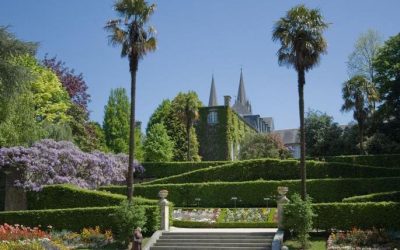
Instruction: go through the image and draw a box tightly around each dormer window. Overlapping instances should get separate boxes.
[207,111,218,124]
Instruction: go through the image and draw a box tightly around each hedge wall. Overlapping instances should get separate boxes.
[27,184,157,210]
[342,191,400,203]
[144,159,400,185]
[100,177,400,207]
[312,202,400,230]
[137,161,228,179]
[0,205,160,234]
[325,154,400,168]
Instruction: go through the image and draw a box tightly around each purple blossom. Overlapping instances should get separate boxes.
[0,139,144,190]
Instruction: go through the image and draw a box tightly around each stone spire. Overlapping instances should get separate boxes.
[237,68,247,104]
[208,74,218,107]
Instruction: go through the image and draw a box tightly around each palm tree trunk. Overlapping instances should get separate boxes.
[359,121,364,155]
[298,69,307,200]
[127,59,138,202]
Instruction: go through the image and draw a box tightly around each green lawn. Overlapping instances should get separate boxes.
[284,236,326,250]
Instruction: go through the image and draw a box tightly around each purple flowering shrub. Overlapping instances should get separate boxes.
[0,139,144,191]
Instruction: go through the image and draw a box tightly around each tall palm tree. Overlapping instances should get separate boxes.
[272,5,328,200]
[341,75,378,154]
[105,0,156,202]
[173,92,201,161]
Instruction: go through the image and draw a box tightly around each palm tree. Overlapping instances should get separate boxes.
[173,92,201,161]
[105,0,156,202]
[341,75,378,154]
[272,5,328,200]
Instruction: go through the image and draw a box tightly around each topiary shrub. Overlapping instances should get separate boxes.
[283,194,315,249]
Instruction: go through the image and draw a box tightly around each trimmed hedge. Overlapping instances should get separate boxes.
[342,191,400,203]
[0,205,160,234]
[325,154,400,168]
[27,184,157,210]
[100,177,400,207]
[138,161,229,179]
[144,159,400,185]
[313,202,400,230]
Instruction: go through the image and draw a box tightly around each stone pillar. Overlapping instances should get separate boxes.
[4,169,27,211]
[158,190,169,231]
[224,95,231,107]
[277,186,289,229]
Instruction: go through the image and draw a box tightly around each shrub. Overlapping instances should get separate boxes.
[144,158,400,185]
[325,154,400,168]
[312,202,400,230]
[137,161,228,179]
[27,184,157,209]
[113,201,146,245]
[239,133,290,160]
[283,194,315,249]
[100,177,400,207]
[342,191,400,203]
[0,205,159,235]
[144,124,175,162]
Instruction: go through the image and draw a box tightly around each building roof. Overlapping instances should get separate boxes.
[208,75,218,107]
[273,129,300,145]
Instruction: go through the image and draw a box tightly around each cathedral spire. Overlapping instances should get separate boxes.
[237,68,247,104]
[232,68,252,115]
[208,74,218,107]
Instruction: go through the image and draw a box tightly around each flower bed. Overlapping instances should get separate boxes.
[222,208,271,223]
[327,228,400,250]
[173,208,221,223]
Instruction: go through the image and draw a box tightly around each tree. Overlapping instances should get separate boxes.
[272,5,328,199]
[172,91,202,161]
[373,33,400,146]
[146,99,172,133]
[304,110,344,157]
[105,0,157,201]
[341,75,378,154]
[144,123,174,162]
[239,133,290,160]
[103,88,130,154]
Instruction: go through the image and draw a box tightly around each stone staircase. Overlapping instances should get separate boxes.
[149,231,274,250]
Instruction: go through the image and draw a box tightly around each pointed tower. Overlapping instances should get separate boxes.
[208,75,218,107]
[232,68,252,115]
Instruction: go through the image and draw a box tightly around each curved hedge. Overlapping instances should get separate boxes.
[342,191,400,203]
[313,202,400,230]
[138,161,229,179]
[27,184,157,210]
[325,154,400,168]
[144,159,400,185]
[100,177,400,207]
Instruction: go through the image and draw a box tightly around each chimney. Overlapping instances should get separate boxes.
[224,95,231,107]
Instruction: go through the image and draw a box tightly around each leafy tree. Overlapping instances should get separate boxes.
[15,55,72,123]
[172,91,202,161]
[341,123,360,155]
[272,5,328,199]
[103,88,130,154]
[239,133,290,160]
[341,75,378,154]
[105,0,157,201]
[146,99,172,133]
[304,110,344,157]
[144,123,174,162]
[373,33,400,147]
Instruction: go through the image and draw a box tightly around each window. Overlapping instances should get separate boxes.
[207,111,218,124]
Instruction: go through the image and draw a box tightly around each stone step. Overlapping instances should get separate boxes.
[150,247,271,250]
[162,232,273,236]
[160,235,273,240]
[156,239,273,243]
[154,242,270,247]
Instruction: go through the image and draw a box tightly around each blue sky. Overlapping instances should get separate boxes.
[1,0,399,130]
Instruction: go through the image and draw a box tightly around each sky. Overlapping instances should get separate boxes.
[1,0,399,130]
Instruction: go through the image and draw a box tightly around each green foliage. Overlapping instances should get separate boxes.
[146,99,171,133]
[366,133,400,154]
[313,202,400,230]
[343,191,400,203]
[137,161,228,179]
[239,133,290,160]
[325,154,400,168]
[100,177,400,207]
[145,159,400,185]
[0,205,159,234]
[305,110,345,156]
[103,88,130,154]
[284,194,314,249]
[113,201,147,244]
[26,184,157,210]
[144,123,174,162]
[15,55,72,123]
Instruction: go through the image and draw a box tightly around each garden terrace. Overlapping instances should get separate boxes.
[325,154,400,168]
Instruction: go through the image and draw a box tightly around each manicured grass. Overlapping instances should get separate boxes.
[284,236,326,250]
